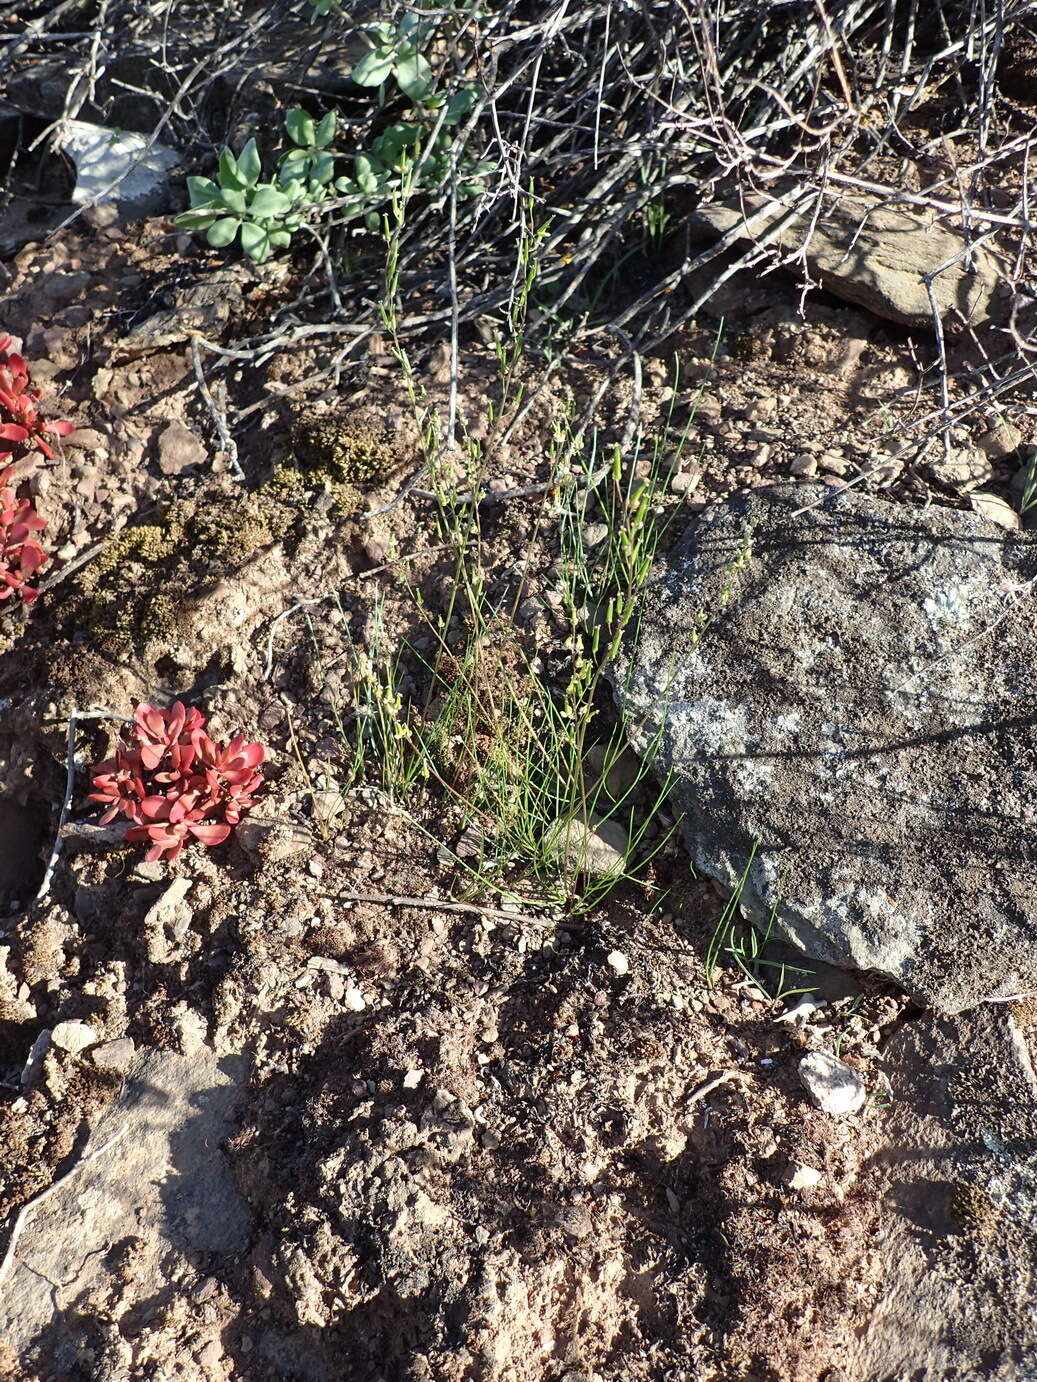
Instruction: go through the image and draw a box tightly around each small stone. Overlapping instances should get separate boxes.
[607,950,630,977]
[670,470,701,496]
[691,392,722,421]
[970,492,1020,530]
[171,1006,208,1056]
[976,421,1023,461]
[775,995,825,1024]
[307,956,350,975]
[785,1160,824,1190]
[790,453,818,478]
[64,427,107,451]
[235,818,312,860]
[20,1031,51,1085]
[91,1037,136,1071]
[403,1068,424,1089]
[799,1051,866,1116]
[311,788,347,825]
[583,523,609,548]
[819,451,850,476]
[481,1129,501,1150]
[551,815,629,877]
[157,421,207,475]
[932,447,994,490]
[51,1020,98,1056]
[131,860,166,883]
[344,986,366,1012]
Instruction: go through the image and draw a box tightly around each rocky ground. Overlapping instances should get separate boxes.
[0,27,1036,1378]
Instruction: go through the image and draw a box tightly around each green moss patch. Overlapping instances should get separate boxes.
[64,490,298,656]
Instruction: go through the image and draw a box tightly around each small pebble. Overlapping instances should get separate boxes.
[344,986,366,1012]
[607,950,630,977]
[799,1051,866,1116]
[785,1160,824,1191]
[50,1020,98,1055]
[91,1037,136,1071]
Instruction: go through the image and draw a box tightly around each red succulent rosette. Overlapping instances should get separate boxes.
[0,464,47,603]
[89,701,266,862]
[0,335,74,462]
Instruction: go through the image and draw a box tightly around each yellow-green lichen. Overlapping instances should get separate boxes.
[69,490,299,655]
[949,1180,1000,1238]
[265,461,362,518]
[290,408,399,487]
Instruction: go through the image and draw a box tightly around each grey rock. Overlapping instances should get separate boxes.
[931,446,994,490]
[613,483,1037,1011]
[790,453,818,478]
[853,1006,1037,1379]
[90,1036,136,1071]
[63,427,108,452]
[157,421,207,476]
[236,816,313,861]
[57,120,181,217]
[19,1030,50,1086]
[692,194,1005,328]
[0,1045,250,1361]
[49,1020,98,1055]
[799,1050,867,1115]
[970,491,1021,530]
[551,814,629,877]
[976,421,1024,462]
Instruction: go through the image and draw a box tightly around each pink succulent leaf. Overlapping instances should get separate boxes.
[138,742,166,771]
[189,823,232,847]
[0,425,28,442]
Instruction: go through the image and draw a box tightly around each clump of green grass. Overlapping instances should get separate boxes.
[705,848,817,1002]
[295,189,720,914]
[326,418,685,913]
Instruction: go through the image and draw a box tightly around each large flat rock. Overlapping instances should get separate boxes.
[0,1046,250,1370]
[614,482,1037,1011]
[692,195,1006,328]
[857,1005,1037,1379]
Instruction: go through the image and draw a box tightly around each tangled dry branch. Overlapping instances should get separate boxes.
[2,0,1036,448]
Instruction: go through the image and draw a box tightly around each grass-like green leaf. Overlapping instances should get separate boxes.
[315,110,338,148]
[219,186,247,215]
[218,148,246,191]
[174,209,218,230]
[186,175,221,205]
[394,51,432,100]
[285,108,316,148]
[249,185,291,217]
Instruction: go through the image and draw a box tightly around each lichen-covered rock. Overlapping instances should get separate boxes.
[614,483,1037,1012]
